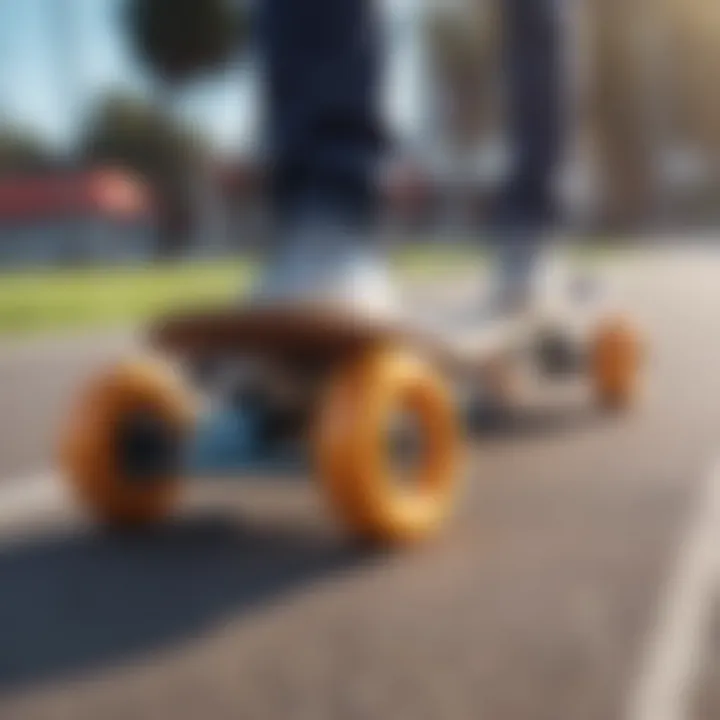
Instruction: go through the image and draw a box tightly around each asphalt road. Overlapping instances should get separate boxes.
[1,248,720,720]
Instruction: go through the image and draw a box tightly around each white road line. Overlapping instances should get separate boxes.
[0,472,64,520]
[627,460,720,720]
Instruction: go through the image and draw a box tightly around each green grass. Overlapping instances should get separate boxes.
[0,261,255,337]
[394,244,484,278]
[0,242,611,338]
[0,247,487,338]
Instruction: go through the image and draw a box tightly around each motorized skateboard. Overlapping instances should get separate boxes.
[60,297,642,545]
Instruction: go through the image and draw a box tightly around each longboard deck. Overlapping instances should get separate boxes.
[149,304,537,375]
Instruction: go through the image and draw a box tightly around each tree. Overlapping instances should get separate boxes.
[425,1,500,155]
[665,0,720,164]
[80,92,209,258]
[0,126,54,176]
[125,0,252,84]
[586,0,665,229]
[424,1,501,226]
[120,1,253,257]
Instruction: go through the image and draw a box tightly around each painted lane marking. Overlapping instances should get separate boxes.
[627,460,720,720]
[0,472,64,520]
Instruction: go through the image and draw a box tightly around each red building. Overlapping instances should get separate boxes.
[0,168,155,268]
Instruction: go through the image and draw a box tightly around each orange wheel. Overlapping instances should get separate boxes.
[314,346,461,545]
[60,358,195,527]
[591,316,642,410]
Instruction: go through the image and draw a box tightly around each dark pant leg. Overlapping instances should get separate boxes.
[495,0,563,232]
[259,0,384,231]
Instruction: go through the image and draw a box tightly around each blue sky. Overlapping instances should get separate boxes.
[0,0,257,152]
[0,0,425,156]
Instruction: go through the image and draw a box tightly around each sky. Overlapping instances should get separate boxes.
[0,0,427,157]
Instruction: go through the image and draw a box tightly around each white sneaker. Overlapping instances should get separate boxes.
[488,240,599,319]
[249,222,399,320]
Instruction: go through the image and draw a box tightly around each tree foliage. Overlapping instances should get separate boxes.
[0,127,53,176]
[125,0,251,83]
[425,2,500,151]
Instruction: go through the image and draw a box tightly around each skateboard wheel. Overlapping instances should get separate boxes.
[314,347,461,545]
[60,358,195,527]
[591,316,642,410]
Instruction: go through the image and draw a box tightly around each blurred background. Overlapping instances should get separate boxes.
[1,0,720,268]
[2,0,720,331]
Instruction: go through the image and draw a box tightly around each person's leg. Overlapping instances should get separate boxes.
[492,0,564,305]
[254,0,393,310]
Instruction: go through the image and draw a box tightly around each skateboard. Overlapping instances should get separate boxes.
[59,298,642,545]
